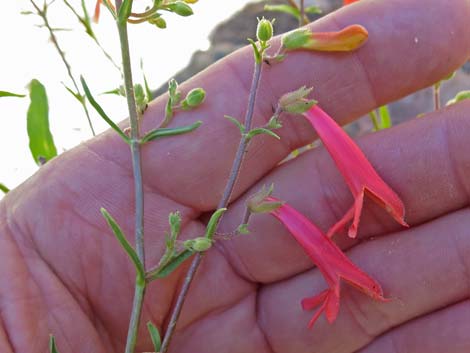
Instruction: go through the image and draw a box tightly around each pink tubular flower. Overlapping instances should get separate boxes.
[303,105,408,238]
[343,0,360,5]
[267,197,387,328]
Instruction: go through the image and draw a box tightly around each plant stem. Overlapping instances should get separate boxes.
[116,6,147,353]
[433,83,441,110]
[287,0,309,25]
[160,58,264,353]
[29,0,96,136]
[299,0,305,28]
[63,0,121,72]
[369,110,379,131]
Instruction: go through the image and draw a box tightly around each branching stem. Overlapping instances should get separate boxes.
[160,57,264,353]
[29,0,96,136]
[116,4,147,353]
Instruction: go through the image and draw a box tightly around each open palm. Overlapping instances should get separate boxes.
[1,0,470,352]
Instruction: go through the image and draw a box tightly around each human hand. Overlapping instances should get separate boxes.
[1,0,469,352]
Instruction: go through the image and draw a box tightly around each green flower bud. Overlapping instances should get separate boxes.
[282,99,317,114]
[167,2,193,16]
[281,28,312,49]
[256,17,274,42]
[184,237,212,252]
[182,88,205,108]
[150,17,167,29]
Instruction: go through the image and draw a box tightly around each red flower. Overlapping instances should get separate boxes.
[267,197,387,328]
[93,0,102,22]
[303,105,408,238]
[343,0,360,5]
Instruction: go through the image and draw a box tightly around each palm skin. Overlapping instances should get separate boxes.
[1,0,470,352]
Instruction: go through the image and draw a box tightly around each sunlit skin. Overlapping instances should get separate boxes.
[1,0,470,352]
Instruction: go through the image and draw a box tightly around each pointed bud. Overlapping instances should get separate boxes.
[184,237,212,252]
[167,2,193,16]
[150,16,167,29]
[257,17,274,42]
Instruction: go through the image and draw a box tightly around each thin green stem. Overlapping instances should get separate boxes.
[160,58,264,353]
[299,0,304,28]
[115,5,146,353]
[369,110,379,131]
[62,0,121,72]
[29,0,96,136]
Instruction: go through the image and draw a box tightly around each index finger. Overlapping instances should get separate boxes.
[88,0,470,211]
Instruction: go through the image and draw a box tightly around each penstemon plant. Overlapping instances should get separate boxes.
[2,0,469,353]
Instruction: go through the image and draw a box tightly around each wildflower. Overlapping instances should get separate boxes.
[282,25,368,52]
[267,198,387,328]
[343,0,360,5]
[303,105,408,238]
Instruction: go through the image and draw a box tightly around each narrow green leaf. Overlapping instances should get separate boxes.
[0,183,9,194]
[118,0,133,23]
[0,91,25,98]
[141,121,202,143]
[169,211,181,241]
[62,84,84,103]
[100,208,145,281]
[27,79,57,165]
[153,250,194,279]
[246,127,280,140]
[378,105,391,129]
[49,335,59,353]
[205,208,227,240]
[305,5,322,14]
[147,322,161,352]
[81,76,130,143]
[140,60,153,102]
[264,4,300,20]
[446,90,470,106]
[100,88,124,96]
[224,115,245,134]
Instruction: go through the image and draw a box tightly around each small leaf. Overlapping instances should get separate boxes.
[81,76,130,143]
[147,322,161,352]
[49,335,59,353]
[0,90,25,98]
[264,4,300,20]
[153,250,194,278]
[61,83,84,104]
[140,60,153,102]
[305,5,322,14]
[246,127,280,140]
[205,208,227,240]
[224,115,245,134]
[247,38,262,64]
[141,121,202,143]
[378,105,391,129]
[446,90,470,106]
[100,88,124,96]
[100,208,145,282]
[0,183,9,194]
[27,79,57,165]
[169,211,181,241]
